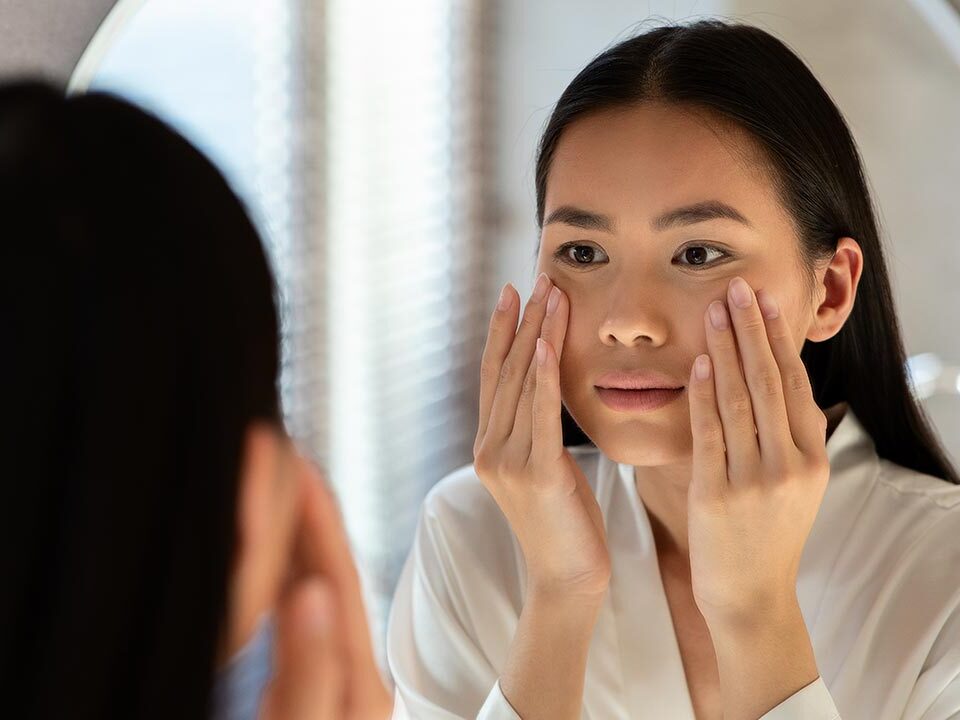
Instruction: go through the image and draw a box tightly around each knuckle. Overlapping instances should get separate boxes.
[498,453,527,480]
[748,367,781,398]
[473,446,491,474]
[480,360,500,386]
[519,307,541,331]
[473,435,484,460]
[499,356,519,384]
[520,368,537,400]
[773,464,804,491]
[801,451,828,476]
[714,335,738,353]
[699,422,725,449]
[727,392,753,419]
[742,314,767,334]
[787,368,811,394]
[767,323,790,343]
[532,399,549,425]
[473,442,499,476]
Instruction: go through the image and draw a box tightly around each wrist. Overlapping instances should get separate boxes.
[501,578,605,720]
[527,578,609,608]
[525,586,608,629]
[706,594,806,648]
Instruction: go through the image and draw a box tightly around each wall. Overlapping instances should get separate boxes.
[0,0,117,85]
[491,0,960,463]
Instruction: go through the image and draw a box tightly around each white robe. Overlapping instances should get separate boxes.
[386,406,960,719]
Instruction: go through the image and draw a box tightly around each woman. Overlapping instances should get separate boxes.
[0,81,392,720]
[386,19,960,720]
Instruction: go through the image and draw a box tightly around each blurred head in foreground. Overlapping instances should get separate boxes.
[0,80,304,719]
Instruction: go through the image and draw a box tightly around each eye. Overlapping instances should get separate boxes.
[554,242,609,268]
[674,243,730,269]
[553,241,732,270]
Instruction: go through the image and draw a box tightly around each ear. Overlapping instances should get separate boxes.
[805,237,864,343]
[236,421,284,577]
[222,421,297,663]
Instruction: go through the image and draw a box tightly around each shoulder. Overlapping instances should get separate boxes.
[874,457,960,513]
[862,458,960,566]
[842,462,960,712]
[852,458,960,572]
[838,459,960,614]
[881,460,960,579]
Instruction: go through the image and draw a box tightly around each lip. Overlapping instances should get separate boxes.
[594,369,684,391]
[595,386,685,413]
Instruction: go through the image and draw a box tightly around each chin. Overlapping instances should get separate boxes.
[603,440,689,467]
[567,402,693,466]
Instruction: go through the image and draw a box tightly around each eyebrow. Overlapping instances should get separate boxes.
[543,200,752,233]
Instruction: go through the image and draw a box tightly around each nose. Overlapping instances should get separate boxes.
[597,287,670,348]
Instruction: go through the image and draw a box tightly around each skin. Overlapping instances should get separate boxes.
[221,422,393,720]
[536,100,863,569]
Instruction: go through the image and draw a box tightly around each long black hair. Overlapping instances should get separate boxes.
[0,80,283,718]
[543,19,958,486]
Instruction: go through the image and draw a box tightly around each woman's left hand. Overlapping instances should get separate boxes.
[686,276,831,628]
[259,459,394,720]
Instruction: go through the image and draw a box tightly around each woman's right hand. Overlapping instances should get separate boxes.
[473,272,611,599]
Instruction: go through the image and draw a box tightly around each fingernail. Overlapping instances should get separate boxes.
[496,283,513,311]
[729,276,752,308]
[695,354,711,380]
[536,338,547,366]
[708,301,728,330]
[546,286,561,315]
[531,273,550,302]
[757,288,779,319]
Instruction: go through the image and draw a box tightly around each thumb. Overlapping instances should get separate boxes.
[259,578,343,720]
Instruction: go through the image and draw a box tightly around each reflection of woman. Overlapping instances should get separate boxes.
[386,19,960,720]
[0,82,391,720]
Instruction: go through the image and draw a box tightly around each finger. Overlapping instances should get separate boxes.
[295,460,382,694]
[541,285,570,364]
[510,285,567,454]
[486,273,552,444]
[705,298,760,482]
[755,287,826,456]
[725,278,793,469]
[687,353,727,503]
[477,283,519,450]
[530,338,564,466]
[259,578,342,720]
[506,352,539,458]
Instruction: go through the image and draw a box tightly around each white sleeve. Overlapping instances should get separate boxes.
[757,676,841,720]
[387,492,522,720]
[391,679,520,720]
[476,679,523,720]
[902,596,960,720]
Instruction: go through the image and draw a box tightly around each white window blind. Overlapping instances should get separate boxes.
[314,0,494,675]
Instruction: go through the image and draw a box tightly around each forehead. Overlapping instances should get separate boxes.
[545,101,784,230]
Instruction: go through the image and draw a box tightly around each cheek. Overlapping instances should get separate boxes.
[557,338,586,391]
[554,318,595,398]
[767,292,808,349]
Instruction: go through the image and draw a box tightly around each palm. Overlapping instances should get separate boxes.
[557,448,610,590]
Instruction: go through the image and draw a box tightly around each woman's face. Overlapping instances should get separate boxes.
[537,101,820,468]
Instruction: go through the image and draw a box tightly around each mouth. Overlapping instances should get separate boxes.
[594,385,685,413]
